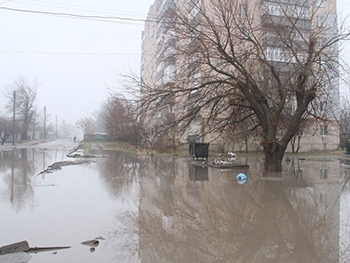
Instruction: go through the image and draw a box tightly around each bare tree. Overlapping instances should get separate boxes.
[138,0,349,172]
[338,97,350,150]
[101,97,142,146]
[289,120,313,153]
[75,117,96,134]
[4,77,37,141]
[0,116,12,145]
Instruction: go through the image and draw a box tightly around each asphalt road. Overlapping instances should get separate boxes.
[0,139,77,152]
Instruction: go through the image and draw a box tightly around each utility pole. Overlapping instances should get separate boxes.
[43,106,46,140]
[55,115,58,139]
[12,91,16,145]
[32,110,36,140]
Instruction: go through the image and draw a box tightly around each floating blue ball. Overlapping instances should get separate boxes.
[236,173,247,184]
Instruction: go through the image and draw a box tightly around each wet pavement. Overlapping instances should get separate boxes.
[0,140,350,262]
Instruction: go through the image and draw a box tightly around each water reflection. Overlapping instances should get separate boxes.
[189,164,209,181]
[0,149,34,211]
[0,148,64,212]
[1,146,350,262]
[133,155,347,263]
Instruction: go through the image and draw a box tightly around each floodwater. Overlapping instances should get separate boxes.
[1,140,350,263]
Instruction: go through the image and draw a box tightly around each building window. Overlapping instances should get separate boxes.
[239,4,247,17]
[317,37,326,47]
[316,16,324,27]
[320,124,328,136]
[287,5,309,19]
[316,0,325,8]
[320,101,327,112]
[265,46,296,63]
[263,2,282,16]
[266,47,283,61]
[297,128,303,136]
[319,166,328,179]
[189,0,200,10]
[263,2,309,19]
[240,26,249,39]
[292,30,309,42]
[318,58,327,70]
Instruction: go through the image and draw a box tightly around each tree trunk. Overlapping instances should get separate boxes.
[1,133,9,145]
[264,151,284,172]
[20,121,30,140]
[20,132,28,141]
[263,141,286,172]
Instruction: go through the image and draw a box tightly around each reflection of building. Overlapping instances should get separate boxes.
[141,0,340,152]
[285,157,341,262]
[138,155,344,262]
[138,158,176,262]
[340,158,350,263]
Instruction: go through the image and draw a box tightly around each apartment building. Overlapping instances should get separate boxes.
[141,0,340,152]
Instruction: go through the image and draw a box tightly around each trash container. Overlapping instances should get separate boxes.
[346,140,350,154]
[189,142,209,160]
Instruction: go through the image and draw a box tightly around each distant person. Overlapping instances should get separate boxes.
[73,136,76,142]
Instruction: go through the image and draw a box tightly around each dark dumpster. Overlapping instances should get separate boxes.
[189,142,209,160]
[346,140,350,154]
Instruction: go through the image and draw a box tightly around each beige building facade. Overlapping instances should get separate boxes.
[141,0,340,153]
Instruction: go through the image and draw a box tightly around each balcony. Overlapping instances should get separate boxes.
[261,1,311,29]
[261,0,310,9]
[262,15,311,30]
[158,0,176,18]
[164,38,176,49]
[156,69,164,80]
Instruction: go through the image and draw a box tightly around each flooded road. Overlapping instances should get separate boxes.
[1,140,350,263]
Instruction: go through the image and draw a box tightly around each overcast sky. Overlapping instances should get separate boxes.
[0,0,350,126]
[0,0,155,125]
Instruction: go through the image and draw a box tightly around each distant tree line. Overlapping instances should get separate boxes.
[0,76,68,144]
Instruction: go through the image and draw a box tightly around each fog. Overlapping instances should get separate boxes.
[0,0,155,124]
[1,141,350,262]
[0,0,349,125]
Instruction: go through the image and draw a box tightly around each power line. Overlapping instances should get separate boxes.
[0,50,142,56]
[0,6,158,24]
[12,0,148,19]
[2,3,347,28]
[0,31,140,39]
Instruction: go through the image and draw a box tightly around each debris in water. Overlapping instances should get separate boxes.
[35,160,96,176]
[81,239,99,248]
[0,240,71,257]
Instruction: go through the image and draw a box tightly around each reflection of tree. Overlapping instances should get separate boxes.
[19,149,32,184]
[340,157,350,190]
[138,157,177,262]
[86,152,344,262]
[99,154,178,262]
[235,180,317,263]
[0,149,55,212]
[0,151,10,173]
[137,158,340,263]
[97,151,144,197]
[0,149,34,211]
[96,151,153,261]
